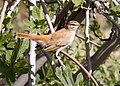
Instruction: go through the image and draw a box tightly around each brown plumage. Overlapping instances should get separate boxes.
[17,20,80,52]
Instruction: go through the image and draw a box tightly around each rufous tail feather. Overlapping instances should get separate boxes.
[17,33,50,43]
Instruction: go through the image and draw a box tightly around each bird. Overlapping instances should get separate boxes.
[17,20,80,67]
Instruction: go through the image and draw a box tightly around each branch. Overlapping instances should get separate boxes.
[75,32,120,77]
[93,0,120,30]
[101,12,120,29]
[0,78,5,86]
[28,40,36,85]
[84,2,92,85]
[28,0,36,86]
[7,0,20,17]
[0,0,8,32]
[74,0,120,83]
[89,33,120,70]
[40,0,55,33]
[13,2,86,86]
[61,50,98,86]
[85,5,92,74]
[53,1,74,26]
[76,34,100,47]
[112,0,120,6]
[43,51,59,80]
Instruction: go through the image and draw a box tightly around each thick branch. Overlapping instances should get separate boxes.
[89,32,120,70]
[28,0,36,85]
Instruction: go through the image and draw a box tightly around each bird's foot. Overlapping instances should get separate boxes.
[56,56,65,69]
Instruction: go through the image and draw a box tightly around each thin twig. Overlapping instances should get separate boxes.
[61,50,98,86]
[54,1,74,26]
[39,0,58,75]
[76,34,100,47]
[101,12,120,29]
[0,0,8,32]
[51,2,61,24]
[7,0,20,17]
[112,0,120,6]
[38,0,58,78]
[93,0,120,29]
[92,28,114,41]
[40,0,55,33]
[43,51,59,80]
[75,32,120,80]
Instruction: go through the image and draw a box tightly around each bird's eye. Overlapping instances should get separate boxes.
[70,24,76,26]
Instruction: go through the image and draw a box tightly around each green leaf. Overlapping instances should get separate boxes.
[23,18,35,27]
[7,41,15,48]
[14,59,28,75]
[7,69,15,82]
[63,68,74,86]
[0,58,7,73]
[72,0,83,7]
[15,59,27,68]
[10,39,21,65]
[90,20,100,31]
[55,67,82,86]
[75,73,83,86]
[3,17,11,25]
[16,39,29,60]
[5,50,12,61]
[110,5,120,17]
[0,33,13,44]
[55,67,68,86]
[32,6,41,20]
[0,44,6,51]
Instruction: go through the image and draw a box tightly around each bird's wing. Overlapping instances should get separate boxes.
[51,29,72,46]
[43,29,69,52]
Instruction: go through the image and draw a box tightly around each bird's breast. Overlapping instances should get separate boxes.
[68,31,76,44]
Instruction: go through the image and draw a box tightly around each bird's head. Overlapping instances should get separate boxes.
[66,20,80,31]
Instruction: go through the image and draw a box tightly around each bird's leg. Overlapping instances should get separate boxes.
[56,55,65,68]
[56,46,67,68]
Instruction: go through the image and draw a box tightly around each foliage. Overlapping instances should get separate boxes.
[0,16,29,85]
[72,0,84,7]
[55,67,84,86]
[0,0,120,86]
[95,57,120,85]
[110,5,120,17]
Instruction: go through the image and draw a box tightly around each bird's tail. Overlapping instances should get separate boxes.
[17,33,50,43]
